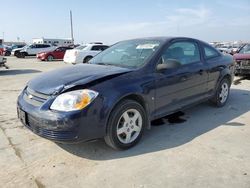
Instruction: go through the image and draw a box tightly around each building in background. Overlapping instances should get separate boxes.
[3,41,26,46]
[32,38,73,46]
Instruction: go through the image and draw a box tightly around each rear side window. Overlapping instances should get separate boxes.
[91,46,103,51]
[204,45,220,59]
[101,45,109,51]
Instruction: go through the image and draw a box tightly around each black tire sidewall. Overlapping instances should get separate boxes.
[20,52,26,58]
[106,100,146,150]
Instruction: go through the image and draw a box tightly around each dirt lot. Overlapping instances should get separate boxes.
[0,57,250,188]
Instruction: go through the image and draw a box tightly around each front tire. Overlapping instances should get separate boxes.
[19,52,26,58]
[104,100,146,150]
[47,55,54,61]
[211,78,230,107]
[5,51,11,56]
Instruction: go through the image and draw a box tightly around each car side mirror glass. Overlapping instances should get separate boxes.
[157,58,182,71]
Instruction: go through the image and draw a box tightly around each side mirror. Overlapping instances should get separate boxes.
[157,58,182,71]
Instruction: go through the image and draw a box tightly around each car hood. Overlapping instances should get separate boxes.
[28,64,131,95]
[233,53,250,60]
[12,47,24,52]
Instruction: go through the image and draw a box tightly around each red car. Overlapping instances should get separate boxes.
[233,43,250,76]
[37,46,73,61]
[0,46,4,56]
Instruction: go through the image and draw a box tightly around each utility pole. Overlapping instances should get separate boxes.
[70,10,74,45]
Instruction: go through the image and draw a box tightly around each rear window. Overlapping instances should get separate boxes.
[91,45,103,51]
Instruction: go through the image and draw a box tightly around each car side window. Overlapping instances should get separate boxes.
[36,44,44,48]
[91,46,102,51]
[101,45,109,51]
[204,45,220,59]
[160,41,201,66]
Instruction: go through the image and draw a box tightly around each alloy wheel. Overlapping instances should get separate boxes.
[116,109,142,144]
[219,82,229,103]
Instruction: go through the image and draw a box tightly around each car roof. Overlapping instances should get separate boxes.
[86,43,108,46]
[122,36,205,43]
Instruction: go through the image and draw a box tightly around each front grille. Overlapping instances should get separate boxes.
[26,114,78,141]
[241,60,250,66]
[23,87,50,106]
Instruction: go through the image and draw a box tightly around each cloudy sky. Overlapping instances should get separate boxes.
[1,0,250,44]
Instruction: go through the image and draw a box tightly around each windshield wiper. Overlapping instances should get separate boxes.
[94,62,130,69]
[95,63,117,66]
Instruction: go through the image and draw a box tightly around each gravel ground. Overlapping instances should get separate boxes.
[0,57,250,188]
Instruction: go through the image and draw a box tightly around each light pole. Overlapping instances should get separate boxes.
[70,10,74,45]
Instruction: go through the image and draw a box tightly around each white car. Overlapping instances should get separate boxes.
[16,44,56,58]
[63,43,109,64]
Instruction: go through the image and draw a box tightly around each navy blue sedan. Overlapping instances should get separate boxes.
[17,37,234,150]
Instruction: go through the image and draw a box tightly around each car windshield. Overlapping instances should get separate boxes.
[239,44,250,54]
[90,40,161,68]
[75,45,87,50]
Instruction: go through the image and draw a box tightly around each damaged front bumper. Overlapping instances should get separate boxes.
[17,87,106,143]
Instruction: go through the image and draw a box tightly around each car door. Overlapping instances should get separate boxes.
[33,44,44,54]
[28,44,37,55]
[36,44,50,54]
[53,47,64,59]
[202,44,224,95]
[153,40,208,118]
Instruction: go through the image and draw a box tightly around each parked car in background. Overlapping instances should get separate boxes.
[233,43,250,76]
[17,37,234,150]
[17,44,56,58]
[37,46,73,61]
[217,44,232,54]
[12,46,26,56]
[0,44,4,55]
[229,44,242,55]
[63,43,109,64]
[3,44,26,56]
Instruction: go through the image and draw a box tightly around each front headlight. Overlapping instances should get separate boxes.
[50,89,98,112]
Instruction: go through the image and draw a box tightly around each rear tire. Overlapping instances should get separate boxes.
[210,78,230,107]
[104,100,146,150]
